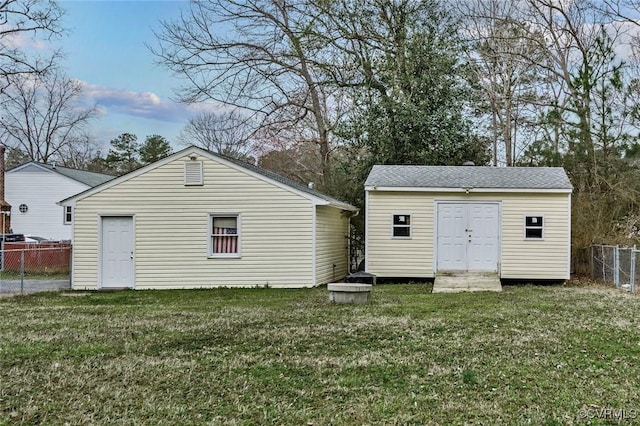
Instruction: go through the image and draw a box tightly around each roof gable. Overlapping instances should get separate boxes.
[8,162,114,187]
[365,165,573,191]
[59,146,357,211]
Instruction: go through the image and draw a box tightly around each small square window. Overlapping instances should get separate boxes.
[392,214,411,238]
[211,215,240,256]
[525,215,543,239]
[63,206,72,225]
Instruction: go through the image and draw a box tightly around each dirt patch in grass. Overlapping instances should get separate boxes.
[1,285,640,424]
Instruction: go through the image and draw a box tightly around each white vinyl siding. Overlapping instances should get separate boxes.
[72,154,315,289]
[6,167,89,240]
[500,194,569,279]
[366,191,570,280]
[367,192,433,278]
[315,206,349,285]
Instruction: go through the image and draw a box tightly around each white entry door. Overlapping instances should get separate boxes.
[101,216,134,288]
[437,203,499,272]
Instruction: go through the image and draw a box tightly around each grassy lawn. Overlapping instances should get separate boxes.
[0,270,70,280]
[1,283,640,425]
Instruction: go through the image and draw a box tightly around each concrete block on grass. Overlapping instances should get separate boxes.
[328,283,372,304]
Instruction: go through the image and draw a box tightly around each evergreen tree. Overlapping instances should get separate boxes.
[139,135,172,164]
[343,1,489,178]
[104,133,140,174]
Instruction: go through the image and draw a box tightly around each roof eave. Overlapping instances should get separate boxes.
[365,186,573,193]
[315,200,360,212]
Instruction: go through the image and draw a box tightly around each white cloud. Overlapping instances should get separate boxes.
[78,82,223,122]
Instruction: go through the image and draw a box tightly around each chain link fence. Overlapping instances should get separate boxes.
[0,243,71,295]
[591,245,639,292]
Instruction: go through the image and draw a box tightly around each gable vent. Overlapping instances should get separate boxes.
[184,161,203,185]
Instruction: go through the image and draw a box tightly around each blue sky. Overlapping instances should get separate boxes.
[58,0,215,150]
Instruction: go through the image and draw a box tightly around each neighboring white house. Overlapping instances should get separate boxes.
[365,165,573,281]
[6,162,114,240]
[60,146,358,290]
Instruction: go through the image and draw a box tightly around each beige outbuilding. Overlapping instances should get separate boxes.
[60,146,357,290]
[365,166,572,285]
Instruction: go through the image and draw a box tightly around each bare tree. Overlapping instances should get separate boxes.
[258,138,322,184]
[519,0,630,187]
[178,110,258,161]
[0,70,98,163]
[459,0,546,166]
[460,0,631,174]
[55,134,101,169]
[0,0,64,93]
[153,0,337,189]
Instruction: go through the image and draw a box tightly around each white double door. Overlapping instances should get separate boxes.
[436,203,499,272]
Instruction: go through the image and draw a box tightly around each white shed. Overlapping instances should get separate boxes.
[365,166,572,288]
[60,146,357,290]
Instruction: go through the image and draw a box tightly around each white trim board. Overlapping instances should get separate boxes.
[365,186,572,194]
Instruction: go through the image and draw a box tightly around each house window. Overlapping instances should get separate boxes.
[19,204,28,214]
[525,215,544,239]
[392,214,411,238]
[210,215,240,257]
[63,206,72,224]
[185,161,203,185]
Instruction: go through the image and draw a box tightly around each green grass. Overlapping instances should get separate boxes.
[1,283,640,424]
[0,270,69,280]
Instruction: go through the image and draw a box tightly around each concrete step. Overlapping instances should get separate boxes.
[433,272,502,293]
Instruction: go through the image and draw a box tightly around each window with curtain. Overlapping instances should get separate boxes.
[211,215,239,256]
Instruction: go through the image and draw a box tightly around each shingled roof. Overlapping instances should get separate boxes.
[9,162,114,187]
[365,165,573,190]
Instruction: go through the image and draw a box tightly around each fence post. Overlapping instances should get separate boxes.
[601,245,606,282]
[633,246,637,293]
[613,246,620,288]
[20,249,24,295]
[69,245,72,290]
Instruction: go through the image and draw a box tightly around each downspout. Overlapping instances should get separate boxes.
[311,203,317,287]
